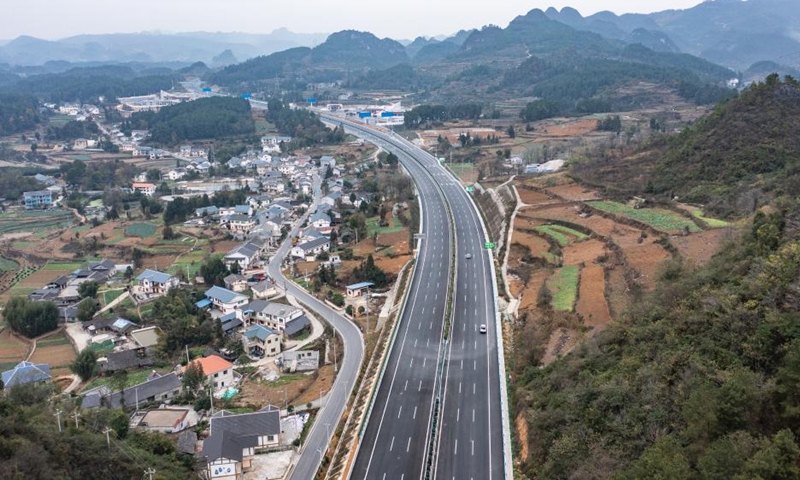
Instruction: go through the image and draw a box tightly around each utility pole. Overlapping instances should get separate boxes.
[333,334,338,373]
[71,411,81,428]
[103,427,113,449]
[365,286,370,334]
[144,468,156,480]
[54,409,63,433]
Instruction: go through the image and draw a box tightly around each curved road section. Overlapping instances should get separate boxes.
[265,171,365,480]
[321,113,510,480]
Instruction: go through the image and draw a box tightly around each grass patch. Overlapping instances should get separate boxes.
[691,210,730,229]
[36,334,71,348]
[0,256,18,271]
[267,374,307,387]
[102,289,125,306]
[535,225,571,246]
[125,223,157,238]
[588,201,703,233]
[43,262,83,271]
[86,367,171,391]
[366,216,404,236]
[548,265,579,312]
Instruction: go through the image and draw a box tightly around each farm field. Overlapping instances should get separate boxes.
[366,216,404,236]
[0,209,75,237]
[547,265,579,312]
[29,331,76,377]
[588,201,702,234]
[125,223,157,238]
[0,256,18,271]
[576,265,611,328]
[0,329,29,372]
[534,224,588,246]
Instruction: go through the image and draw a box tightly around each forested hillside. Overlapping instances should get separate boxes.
[0,94,43,135]
[125,96,254,145]
[518,75,800,479]
[574,75,800,218]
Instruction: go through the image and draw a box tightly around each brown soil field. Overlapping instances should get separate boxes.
[538,119,599,138]
[376,230,409,250]
[516,414,530,462]
[212,240,240,254]
[292,365,336,406]
[144,254,183,272]
[374,254,413,277]
[672,229,733,267]
[237,372,316,408]
[576,265,611,329]
[0,329,29,367]
[606,267,630,320]
[517,188,559,207]
[625,242,672,290]
[562,239,607,266]
[541,328,579,365]
[545,184,603,202]
[30,334,76,377]
[518,270,549,313]
[17,269,74,290]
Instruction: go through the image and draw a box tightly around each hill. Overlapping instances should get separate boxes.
[574,75,800,218]
[124,96,255,145]
[208,30,409,89]
[517,75,800,480]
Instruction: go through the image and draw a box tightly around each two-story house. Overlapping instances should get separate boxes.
[202,406,281,480]
[243,300,303,333]
[243,324,281,357]
[136,269,179,295]
[204,286,248,314]
[193,354,235,390]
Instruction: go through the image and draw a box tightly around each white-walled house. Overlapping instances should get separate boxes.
[192,354,234,390]
[204,286,248,314]
[290,238,330,261]
[136,269,179,295]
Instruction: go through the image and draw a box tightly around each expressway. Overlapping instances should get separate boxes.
[320,113,508,480]
[264,170,365,480]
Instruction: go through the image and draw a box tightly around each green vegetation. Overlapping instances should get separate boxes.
[366,217,403,236]
[125,222,157,238]
[589,201,702,233]
[574,76,800,219]
[0,383,194,478]
[404,104,482,128]
[0,256,18,271]
[535,225,588,246]
[266,99,345,150]
[516,210,800,478]
[2,65,175,103]
[546,265,579,311]
[0,170,47,202]
[42,261,83,271]
[4,297,58,338]
[692,209,731,229]
[0,94,43,135]
[102,289,125,306]
[124,97,255,145]
[86,367,171,391]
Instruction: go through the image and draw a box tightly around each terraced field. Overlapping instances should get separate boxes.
[588,201,702,234]
[0,209,75,236]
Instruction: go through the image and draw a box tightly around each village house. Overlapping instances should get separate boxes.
[279,350,319,373]
[202,286,248,314]
[290,238,330,261]
[132,408,196,434]
[201,406,282,480]
[244,300,303,332]
[23,190,53,209]
[81,372,182,410]
[192,355,235,390]
[223,242,261,271]
[242,324,281,357]
[309,211,332,229]
[224,214,256,237]
[136,269,179,295]
[2,361,51,389]
[223,274,249,293]
[132,182,157,196]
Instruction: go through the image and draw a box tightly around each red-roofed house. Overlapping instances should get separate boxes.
[193,355,235,390]
[132,183,157,196]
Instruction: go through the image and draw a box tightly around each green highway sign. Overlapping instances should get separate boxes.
[484,242,495,249]
[465,186,474,193]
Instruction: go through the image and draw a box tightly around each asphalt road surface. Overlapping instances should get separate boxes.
[320,115,506,480]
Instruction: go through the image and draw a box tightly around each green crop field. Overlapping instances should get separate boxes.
[691,210,730,229]
[0,209,74,236]
[43,262,83,271]
[535,225,570,246]
[589,201,703,233]
[0,257,18,271]
[125,223,157,238]
[548,265,580,312]
[102,289,125,306]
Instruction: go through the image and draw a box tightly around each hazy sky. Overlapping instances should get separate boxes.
[2,0,706,40]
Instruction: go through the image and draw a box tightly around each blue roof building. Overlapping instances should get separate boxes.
[2,361,52,389]
[136,269,174,284]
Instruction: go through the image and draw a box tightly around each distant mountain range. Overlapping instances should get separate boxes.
[0,29,329,66]
[1,0,798,74]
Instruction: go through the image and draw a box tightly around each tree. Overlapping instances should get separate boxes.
[200,256,229,286]
[182,362,205,395]
[4,297,58,338]
[77,299,99,322]
[71,349,98,381]
[162,225,176,240]
[507,125,516,139]
[78,281,99,299]
[145,168,161,182]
